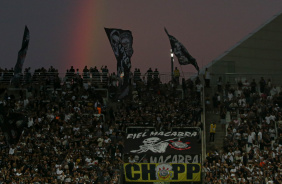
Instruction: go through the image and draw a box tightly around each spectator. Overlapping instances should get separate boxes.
[204,68,211,88]
[2,67,282,183]
[210,122,216,142]
[217,76,223,93]
[173,67,180,84]
[260,77,266,93]
[250,79,257,93]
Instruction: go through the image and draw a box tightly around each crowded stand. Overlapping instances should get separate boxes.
[0,66,281,183]
[204,77,282,183]
[0,66,201,183]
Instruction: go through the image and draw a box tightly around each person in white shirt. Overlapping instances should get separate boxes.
[9,146,15,155]
[94,100,101,109]
[247,164,254,172]
[15,171,22,176]
[85,156,92,165]
[115,149,122,158]
[243,80,250,90]
[258,129,263,143]
[104,136,111,144]
[73,124,80,132]
[235,131,241,140]
[227,154,234,163]
[271,85,278,96]
[238,97,246,107]
[228,91,234,101]
[59,172,66,181]
[251,130,256,141]
[265,113,271,125]
[234,147,241,157]
[56,166,63,179]
[128,155,136,163]
[46,110,55,121]
[97,137,104,147]
[28,117,34,128]
[269,127,276,140]
[269,112,276,122]
[230,166,237,177]
[55,163,61,169]
[235,90,243,98]
[248,132,254,147]
[23,98,29,107]
[196,83,203,99]
[134,155,140,162]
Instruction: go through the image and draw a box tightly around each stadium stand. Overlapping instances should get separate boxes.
[0,66,281,183]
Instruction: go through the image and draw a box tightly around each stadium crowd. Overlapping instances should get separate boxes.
[0,66,202,183]
[0,66,281,183]
[204,77,282,183]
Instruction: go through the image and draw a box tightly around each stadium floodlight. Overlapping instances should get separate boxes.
[170,49,174,81]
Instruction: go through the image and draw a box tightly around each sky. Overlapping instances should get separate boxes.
[1,0,282,76]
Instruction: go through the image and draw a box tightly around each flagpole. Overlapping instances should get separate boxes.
[170,49,174,82]
[179,65,185,80]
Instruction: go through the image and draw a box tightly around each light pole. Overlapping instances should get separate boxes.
[170,49,174,82]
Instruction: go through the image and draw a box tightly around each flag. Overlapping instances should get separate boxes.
[14,26,30,75]
[0,112,28,145]
[104,28,133,78]
[118,86,129,100]
[164,28,199,73]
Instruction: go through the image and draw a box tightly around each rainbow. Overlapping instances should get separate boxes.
[64,1,105,72]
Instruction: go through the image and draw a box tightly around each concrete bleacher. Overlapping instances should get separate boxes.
[204,86,225,152]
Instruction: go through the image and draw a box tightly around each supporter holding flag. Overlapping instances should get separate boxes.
[105,27,134,99]
[104,28,133,83]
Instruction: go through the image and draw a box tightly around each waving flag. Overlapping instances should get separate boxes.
[104,28,133,78]
[14,26,30,75]
[105,28,133,99]
[165,28,199,73]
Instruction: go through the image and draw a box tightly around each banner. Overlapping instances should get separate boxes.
[164,28,199,73]
[149,154,199,164]
[104,28,133,79]
[14,26,30,76]
[124,163,201,182]
[124,131,201,155]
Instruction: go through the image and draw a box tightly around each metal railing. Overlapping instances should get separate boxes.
[209,73,282,87]
[0,71,198,86]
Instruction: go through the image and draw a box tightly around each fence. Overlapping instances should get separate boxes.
[4,71,282,87]
[209,73,282,87]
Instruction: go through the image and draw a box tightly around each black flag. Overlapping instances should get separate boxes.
[14,26,30,76]
[104,28,133,79]
[165,28,199,73]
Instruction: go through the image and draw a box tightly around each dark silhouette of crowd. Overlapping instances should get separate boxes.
[0,66,281,183]
[204,77,282,183]
[0,66,202,183]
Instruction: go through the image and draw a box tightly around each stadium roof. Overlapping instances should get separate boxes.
[202,11,282,75]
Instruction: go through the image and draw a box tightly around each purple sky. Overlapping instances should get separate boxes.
[1,0,282,75]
